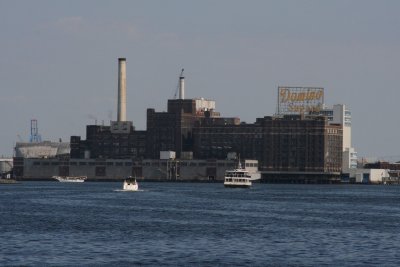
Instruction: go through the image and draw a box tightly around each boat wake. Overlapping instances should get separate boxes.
[113,189,146,192]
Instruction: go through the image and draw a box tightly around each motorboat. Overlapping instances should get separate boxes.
[123,176,139,191]
[53,176,87,182]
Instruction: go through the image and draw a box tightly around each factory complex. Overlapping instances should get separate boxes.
[8,58,398,184]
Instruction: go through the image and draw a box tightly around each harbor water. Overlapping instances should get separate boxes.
[1,182,399,266]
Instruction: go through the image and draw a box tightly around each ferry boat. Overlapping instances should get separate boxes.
[123,176,139,191]
[224,162,252,188]
[53,176,87,183]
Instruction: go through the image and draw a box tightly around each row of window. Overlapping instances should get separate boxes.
[33,160,257,168]
[33,161,138,166]
[141,161,238,167]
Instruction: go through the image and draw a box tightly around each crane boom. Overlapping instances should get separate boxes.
[173,68,184,99]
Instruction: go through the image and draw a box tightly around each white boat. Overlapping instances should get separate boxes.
[0,178,18,184]
[123,176,139,191]
[0,173,18,184]
[53,176,87,183]
[224,161,252,188]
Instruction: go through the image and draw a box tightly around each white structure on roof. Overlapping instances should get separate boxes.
[15,141,70,158]
[195,98,216,112]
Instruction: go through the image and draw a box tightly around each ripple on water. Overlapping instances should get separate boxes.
[0,182,400,266]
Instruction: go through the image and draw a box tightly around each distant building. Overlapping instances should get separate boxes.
[347,168,390,184]
[146,98,238,159]
[320,104,352,150]
[193,114,343,183]
[12,60,346,182]
[364,161,400,170]
[259,115,342,182]
[193,118,261,160]
[16,98,344,182]
[70,124,146,160]
[316,104,357,173]
[13,141,70,177]
[0,158,13,178]
[342,147,358,173]
[12,157,258,181]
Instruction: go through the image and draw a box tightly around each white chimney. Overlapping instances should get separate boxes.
[179,69,185,100]
[117,58,127,121]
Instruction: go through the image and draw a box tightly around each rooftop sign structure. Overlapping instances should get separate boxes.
[277,87,324,115]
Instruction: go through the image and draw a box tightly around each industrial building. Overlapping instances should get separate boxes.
[0,158,13,178]
[146,98,234,159]
[14,58,345,183]
[13,119,70,178]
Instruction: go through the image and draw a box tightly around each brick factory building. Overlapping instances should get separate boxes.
[14,59,344,183]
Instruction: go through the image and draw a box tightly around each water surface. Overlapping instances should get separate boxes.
[0,182,399,266]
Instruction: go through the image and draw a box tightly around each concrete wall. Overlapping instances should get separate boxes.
[23,159,60,179]
[142,159,240,181]
[19,158,260,181]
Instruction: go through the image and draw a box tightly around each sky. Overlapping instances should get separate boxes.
[0,0,399,160]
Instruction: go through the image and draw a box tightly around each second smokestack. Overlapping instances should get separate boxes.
[117,58,127,122]
[179,69,185,100]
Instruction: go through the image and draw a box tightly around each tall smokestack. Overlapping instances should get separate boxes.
[117,58,127,122]
[179,69,185,100]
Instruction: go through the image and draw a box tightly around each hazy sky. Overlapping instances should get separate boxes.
[1,0,399,160]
